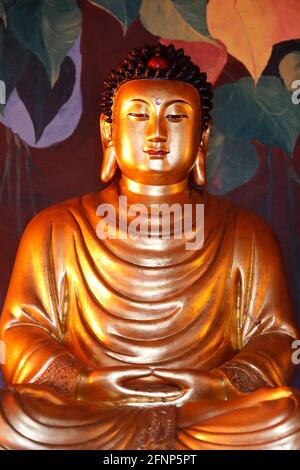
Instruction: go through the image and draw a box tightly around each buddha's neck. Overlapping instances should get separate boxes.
[119,175,189,197]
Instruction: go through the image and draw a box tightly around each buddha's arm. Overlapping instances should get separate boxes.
[0,211,89,396]
[212,211,299,397]
[1,327,86,395]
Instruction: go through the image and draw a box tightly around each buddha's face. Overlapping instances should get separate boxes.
[109,79,202,185]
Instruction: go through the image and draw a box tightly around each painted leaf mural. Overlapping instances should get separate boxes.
[279,52,300,92]
[5,1,51,84]
[206,128,259,195]
[212,76,300,154]
[206,127,225,181]
[89,0,142,33]
[17,56,76,143]
[0,36,82,147]
[140,0,215,44]
[5,0,81,86]
[207,0,300,83]
[41,0,81,86]
[0,24,29,112]
[166,0,211,38]
[270,0,300,44]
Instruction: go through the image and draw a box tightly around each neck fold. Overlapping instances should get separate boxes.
[119,175,189,197]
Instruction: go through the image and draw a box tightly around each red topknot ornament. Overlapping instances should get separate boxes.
[147,54,169,69]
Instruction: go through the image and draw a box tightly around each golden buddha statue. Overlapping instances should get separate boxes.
[0,43,300,450]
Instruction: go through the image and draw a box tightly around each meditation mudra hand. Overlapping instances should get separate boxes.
[77,367,225,407]
[0,43,300,450]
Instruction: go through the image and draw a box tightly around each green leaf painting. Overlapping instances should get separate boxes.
[89,0,142,33]
[6,0,81,86]
[42,0,82,86]
[140,0,215,44]
[6,1,51,82]
[212,76,300,155]
[172,0,211,38]
[207,128,259,195]
[206,126,225,182]
[0,26,28,112]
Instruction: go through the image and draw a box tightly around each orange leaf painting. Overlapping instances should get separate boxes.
[160,39,227,84]
[207,0,300,83]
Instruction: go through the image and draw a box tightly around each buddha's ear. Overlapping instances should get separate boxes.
[100,113,112,147]
[200,122,211,156]
[100,113,118,183]
[192,122,211,186]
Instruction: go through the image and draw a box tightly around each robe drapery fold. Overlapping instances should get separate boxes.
[0,182,299,449]
[1,386,300,450]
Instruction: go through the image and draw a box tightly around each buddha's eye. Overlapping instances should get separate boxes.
[166,114,189,122]
[127,112,149,121]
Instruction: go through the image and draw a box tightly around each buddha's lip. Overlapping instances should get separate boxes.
[144,149,169,157]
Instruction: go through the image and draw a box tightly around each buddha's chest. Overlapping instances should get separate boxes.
[67,254,234,370]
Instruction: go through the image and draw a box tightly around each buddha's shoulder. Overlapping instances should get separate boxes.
[22,192,100,233]
[204,192,279,245]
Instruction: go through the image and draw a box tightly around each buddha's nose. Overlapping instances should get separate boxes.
[148,135,167,143]
[147,126,167,144]
[147,115,167,143]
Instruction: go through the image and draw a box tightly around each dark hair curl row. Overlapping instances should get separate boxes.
[100,43,213,130]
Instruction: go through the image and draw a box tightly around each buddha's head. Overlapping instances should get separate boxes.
[100,43,213,187]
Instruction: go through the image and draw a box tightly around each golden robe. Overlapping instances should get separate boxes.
[0,181,300,449]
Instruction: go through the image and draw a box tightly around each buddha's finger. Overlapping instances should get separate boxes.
[116,384,184,399]
[153,368,192,386]
[116,394,186,407]
[115,367,153,383]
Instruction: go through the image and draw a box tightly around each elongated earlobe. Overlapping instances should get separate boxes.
[100,114,118,183]
[192,124,211,186]
[193,146,206,186]
[100,144,117,183]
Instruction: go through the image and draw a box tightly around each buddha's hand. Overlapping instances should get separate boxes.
[152,369,226,406]
[76,366,183,407]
